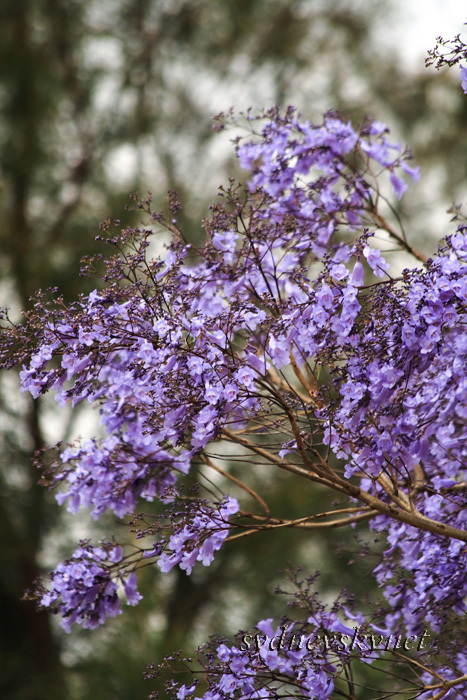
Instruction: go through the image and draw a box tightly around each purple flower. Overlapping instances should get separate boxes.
[235,366,256,387]
[350,261,365,287]
[124,572,143,606]
[363,246,390,278]
[177,684,197,700]
[204,382,222,405]
[38,542,140,631]
[213,230,237,253]
[223,383,238,402]
[315,282,334,308]
[460,64,467,93]
[390,170,408,199]
[330,263,349,281]
[401,160,420,182]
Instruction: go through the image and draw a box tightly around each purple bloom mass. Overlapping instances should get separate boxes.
[3,47,467,698]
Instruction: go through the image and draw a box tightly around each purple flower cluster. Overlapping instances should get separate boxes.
[323,233,467,478]
[157,496,239,575]
[237,109,418,258]
[41,541,141,632]
[204,619,336,700]
[18,278,258,519]
[174,600,385,700]
[3,65,467,698]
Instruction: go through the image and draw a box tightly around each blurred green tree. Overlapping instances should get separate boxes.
[1,1,466,698]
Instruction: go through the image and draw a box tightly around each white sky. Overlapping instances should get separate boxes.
[386,0,467,71]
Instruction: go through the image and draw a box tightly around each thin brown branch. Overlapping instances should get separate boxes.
[225,510,378,541]
[201,454,270,515]
[390,651,446,684]
[372,209,428,264]
[289,348,319,399]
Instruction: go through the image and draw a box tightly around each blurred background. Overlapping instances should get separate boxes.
[1,1,466,698]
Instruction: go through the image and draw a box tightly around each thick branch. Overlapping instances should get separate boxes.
[221,429,467,543]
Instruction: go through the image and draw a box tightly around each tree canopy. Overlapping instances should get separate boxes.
[3,31,467,699]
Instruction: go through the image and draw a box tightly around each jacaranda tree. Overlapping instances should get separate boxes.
[3,32,467,700]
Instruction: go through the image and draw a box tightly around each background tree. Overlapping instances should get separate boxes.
[1,2,467,698]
